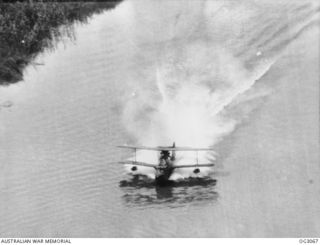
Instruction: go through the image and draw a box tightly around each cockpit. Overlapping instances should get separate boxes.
[160,150,170,160]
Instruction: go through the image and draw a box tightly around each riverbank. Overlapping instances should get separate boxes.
[0,1,121,85]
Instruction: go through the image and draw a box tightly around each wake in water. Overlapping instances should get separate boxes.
[116,0,320,180]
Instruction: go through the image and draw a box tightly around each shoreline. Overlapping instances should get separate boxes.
[0,1,121,85]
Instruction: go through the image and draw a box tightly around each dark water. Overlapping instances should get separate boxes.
[120,177,218,208]
[0,0,319,237]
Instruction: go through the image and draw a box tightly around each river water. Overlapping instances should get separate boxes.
[0,0,319,237]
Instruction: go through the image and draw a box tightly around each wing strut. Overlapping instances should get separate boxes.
[134,148,137,162]
[196,151,198,166]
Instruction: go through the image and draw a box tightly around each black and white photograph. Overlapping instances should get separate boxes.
[0,0,319,239]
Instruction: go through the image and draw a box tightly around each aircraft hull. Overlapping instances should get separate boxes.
[155,167,174,186]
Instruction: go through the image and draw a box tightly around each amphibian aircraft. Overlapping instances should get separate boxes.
[118,143,214,185]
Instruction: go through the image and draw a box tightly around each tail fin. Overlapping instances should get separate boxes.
[171,142,176,160]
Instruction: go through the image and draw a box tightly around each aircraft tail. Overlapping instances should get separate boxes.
[171,142,176,160]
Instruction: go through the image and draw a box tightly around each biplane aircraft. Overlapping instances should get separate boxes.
[118,143,215,185]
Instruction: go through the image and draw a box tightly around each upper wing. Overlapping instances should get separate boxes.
[173,163,214,169]
[118,161,214,169]
[118,160,158,169]
[117,145,214,151]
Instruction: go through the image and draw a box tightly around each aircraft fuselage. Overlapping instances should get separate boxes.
[155,150,175,185]
[155,165,174,185]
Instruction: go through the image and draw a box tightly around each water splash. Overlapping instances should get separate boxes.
[117,0,319,179]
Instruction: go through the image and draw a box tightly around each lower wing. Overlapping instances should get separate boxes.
[173,163,214,169]
[118,161,158,169]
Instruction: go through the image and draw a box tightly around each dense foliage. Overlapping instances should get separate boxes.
[0,1,120,85]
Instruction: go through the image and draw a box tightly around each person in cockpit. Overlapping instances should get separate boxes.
[160,150,173,168]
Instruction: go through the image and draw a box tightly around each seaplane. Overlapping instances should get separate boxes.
[117,143,215,185]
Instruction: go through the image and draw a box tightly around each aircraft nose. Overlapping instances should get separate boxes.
[131,166,137,171]
[193,168,200,174]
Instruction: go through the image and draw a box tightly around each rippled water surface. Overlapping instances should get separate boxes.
[0,0,319,237]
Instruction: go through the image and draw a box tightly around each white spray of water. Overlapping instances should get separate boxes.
[120,40,275,179]
[116,0,318,179]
